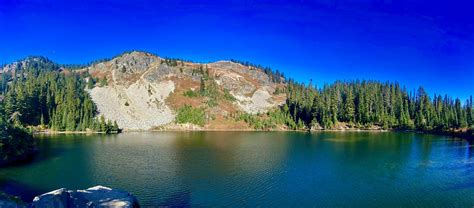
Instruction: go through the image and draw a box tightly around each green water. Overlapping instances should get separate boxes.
[1,131,473,207]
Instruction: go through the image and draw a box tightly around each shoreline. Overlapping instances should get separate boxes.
[32,128,472,140]
[33,130,108,135]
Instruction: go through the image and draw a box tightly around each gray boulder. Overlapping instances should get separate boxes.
[31,185,139,208]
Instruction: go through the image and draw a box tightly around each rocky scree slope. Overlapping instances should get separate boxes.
[85,51,286,130]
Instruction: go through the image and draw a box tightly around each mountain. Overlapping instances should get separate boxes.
[82,51,286,130]
[0,56,60,75]
[1,51,472,136]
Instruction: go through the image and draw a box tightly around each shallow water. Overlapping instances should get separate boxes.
[1,131,474,207]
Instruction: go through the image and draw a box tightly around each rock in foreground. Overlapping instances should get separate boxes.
[31,186,139,208]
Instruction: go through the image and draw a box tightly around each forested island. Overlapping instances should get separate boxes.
[0,53,472,165]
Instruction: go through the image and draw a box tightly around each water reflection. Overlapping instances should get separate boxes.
[1,132,474,206]
[464,139,474,158]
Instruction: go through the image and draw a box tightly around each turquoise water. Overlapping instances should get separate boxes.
[1,132,474,207]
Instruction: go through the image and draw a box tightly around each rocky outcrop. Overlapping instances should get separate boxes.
[0,56,60,76]
[88,80,175,130]
[85,51,286,131]
[31,186,139,208]
[209,61,285,113]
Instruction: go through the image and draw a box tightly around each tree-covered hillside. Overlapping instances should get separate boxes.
[0,57,118,133]
[281,79,473,132]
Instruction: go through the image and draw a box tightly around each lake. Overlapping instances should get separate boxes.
[1,131,474,207]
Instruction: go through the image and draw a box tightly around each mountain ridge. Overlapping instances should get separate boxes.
[82,51,286,130]
[0,51,286,131]
[1,51,472,136]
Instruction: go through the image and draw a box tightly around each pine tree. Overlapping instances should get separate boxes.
[106,120,113,133]
[199,77,206,96]
[342,88,355,122]
[100,115,106,132]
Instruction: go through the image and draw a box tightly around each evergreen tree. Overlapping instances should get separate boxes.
[0,58,119,134]
[199,77,206,95]
[283,80,471,131]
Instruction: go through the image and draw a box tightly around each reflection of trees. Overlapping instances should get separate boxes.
[321,131,414,179]
[443,136,473,159]
[418,134,434,163]
[169,131,290,205]
[465,139,474,159]
[171,131,290,179]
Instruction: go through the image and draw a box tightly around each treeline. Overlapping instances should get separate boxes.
[0,57,119,133]
[235,109,302,130]
[230,59,285,83]
[282,80,473,131]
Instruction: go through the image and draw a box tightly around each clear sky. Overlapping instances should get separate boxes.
[1,0,473,100]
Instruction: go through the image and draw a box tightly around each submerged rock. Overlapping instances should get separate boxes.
[31,186,139,208]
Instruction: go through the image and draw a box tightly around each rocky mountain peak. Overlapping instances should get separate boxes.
[82,51,287,130]
[109,51,160,74]
[1,56,59,74]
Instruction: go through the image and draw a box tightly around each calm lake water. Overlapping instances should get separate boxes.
[1,131,474,207]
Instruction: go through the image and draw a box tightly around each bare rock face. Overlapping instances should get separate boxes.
[1,56,60,76]
[88,80,175,130]
[85,51,286,130]
[87,52,175,130]
[209,61,284,114]
[31,186,139,208]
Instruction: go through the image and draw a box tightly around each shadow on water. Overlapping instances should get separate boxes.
[0,179,47,202]
[0,134,114,202]
[2,140,68,169]
[23,133,112,167]
[0,152,38,168]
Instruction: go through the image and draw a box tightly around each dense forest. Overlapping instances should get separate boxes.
[0,57,118,133]
[237,78,473,139]
[283,80,473,131]
[221,62,473,136]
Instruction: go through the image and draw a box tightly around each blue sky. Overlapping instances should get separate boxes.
[1,0,473,100]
